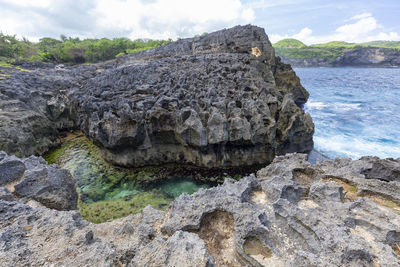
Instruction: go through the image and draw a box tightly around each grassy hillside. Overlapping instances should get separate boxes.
[274,38,306,48]
[273,38,400,60]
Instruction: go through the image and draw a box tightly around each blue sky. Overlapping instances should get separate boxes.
[246,0,400,43]
[1,0,399,44]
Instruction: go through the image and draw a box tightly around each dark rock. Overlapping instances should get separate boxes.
[0,152,78,210]
[84,230,94,245]
[0,25,314,168]
[0,155,26,186]
[360,157,400,182]
[14,159,78,210]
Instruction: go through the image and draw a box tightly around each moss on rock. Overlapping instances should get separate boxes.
[78,190,171,223]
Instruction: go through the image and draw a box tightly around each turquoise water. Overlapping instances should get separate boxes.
[148,178,210,198]
[295,67,400,159]
[45,134,212,203]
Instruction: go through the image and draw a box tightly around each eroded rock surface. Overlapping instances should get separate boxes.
[0,151,77,210]
[0,25,313,168]
[1,153,400,266]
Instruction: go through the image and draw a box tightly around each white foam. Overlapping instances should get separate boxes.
[314,135,400,159]
[332,103,361,111]
[305,101,326,110]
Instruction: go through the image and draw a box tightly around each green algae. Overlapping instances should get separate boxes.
[78,190,172,224]
[44,132,214,223]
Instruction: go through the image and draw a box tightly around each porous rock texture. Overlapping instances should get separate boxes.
[1,153,400,266]
[0,25,313,168]
[0,151,77,210]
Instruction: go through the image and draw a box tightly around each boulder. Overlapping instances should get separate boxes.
[14,156,78,210]
[0,152,78,211]
[77,25,314,167]
[0,155,26,186]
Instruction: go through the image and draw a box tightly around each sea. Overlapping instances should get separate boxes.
[295,67,400,160]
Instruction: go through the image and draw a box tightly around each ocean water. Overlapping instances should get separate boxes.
[295,67,400,160]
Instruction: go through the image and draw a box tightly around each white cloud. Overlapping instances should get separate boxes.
[348,12,372,21]
[94,0,254,39]
[292,27,312,40]
[0,0,255,41]
[271,13,400,44]
[336,15,378,35]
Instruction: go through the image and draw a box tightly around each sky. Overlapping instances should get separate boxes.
[0,0,399,44]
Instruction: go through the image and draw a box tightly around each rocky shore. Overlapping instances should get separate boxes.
[1,152,400,266]
[1,25,400,266]
[0,25,313,168]
[279,47,400,67]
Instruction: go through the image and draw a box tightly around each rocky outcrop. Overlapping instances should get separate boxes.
[278,47,400,67]
[74,25,314,167]
[0,25,314,168]
[0,151,77,210]
[0,63,88,157]
[278,55,333,67]
[333,47,400,67]
[1,153,400,266]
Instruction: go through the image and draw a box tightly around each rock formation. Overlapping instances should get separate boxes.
[278,47,400,67]
[1,153,400,266]
[0,151,77,210]
[0,25,314,168]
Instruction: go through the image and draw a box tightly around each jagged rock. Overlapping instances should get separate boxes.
[0,152,78,210]
[0,65,82,157]
[1,153,400,266]
[360,156,400,182]
[308,181,344,204]
[0,25,313,168]
[78,25,313,167]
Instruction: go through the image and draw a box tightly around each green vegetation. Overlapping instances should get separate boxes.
[0,33,171,64]
[44,132,214,223]
[273,38,400,60]
[274,38,306,48]
[78,191,171,224]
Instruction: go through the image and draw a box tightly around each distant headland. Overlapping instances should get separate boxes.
[273,38,400,67]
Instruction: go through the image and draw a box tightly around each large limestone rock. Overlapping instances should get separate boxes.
[0,25,313,168]
[1,153,400,266]
[75,25,314,167]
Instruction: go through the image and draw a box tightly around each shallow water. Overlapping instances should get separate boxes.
[44,133,212,222]
[295,67,400,159]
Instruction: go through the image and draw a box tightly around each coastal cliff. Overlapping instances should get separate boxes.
[278,47,400,67]
[0,25,313,168]
[2,25,399,267]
